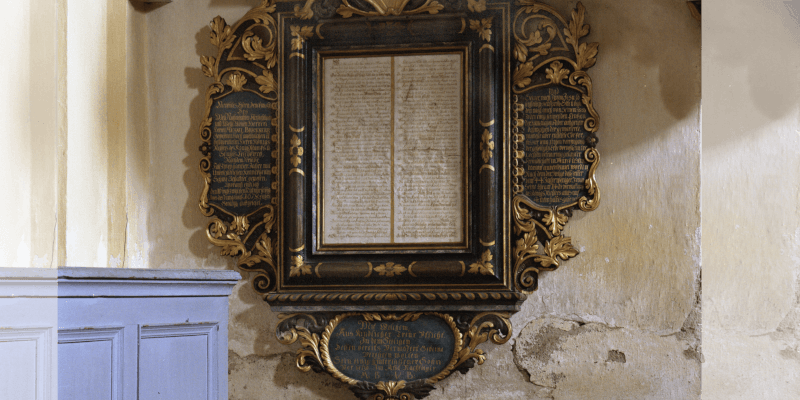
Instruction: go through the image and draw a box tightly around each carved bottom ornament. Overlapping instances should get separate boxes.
[277,312,511,399]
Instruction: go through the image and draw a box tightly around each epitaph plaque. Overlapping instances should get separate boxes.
[208,91,276,215]
[518,85,590,207]
[326,314,457,383]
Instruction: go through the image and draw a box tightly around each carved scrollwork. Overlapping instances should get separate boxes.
[450,312,512,375]
[336,0,444,18]
[512,195,580,294]
[199,0,281,296]
[278,312,511,399]
[277,313,331,372]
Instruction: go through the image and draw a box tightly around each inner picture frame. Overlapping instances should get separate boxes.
[315,49,469,252]
[278,5,514,309]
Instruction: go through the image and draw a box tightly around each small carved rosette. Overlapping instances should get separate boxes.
[510,1,600,293]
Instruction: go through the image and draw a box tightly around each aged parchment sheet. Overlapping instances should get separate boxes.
[321,53,463,246]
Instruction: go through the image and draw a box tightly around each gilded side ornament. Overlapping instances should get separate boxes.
[198,0,281,295]
[510,1,600,292]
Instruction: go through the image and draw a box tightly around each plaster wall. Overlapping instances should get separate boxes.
[0,0,57,269]
[702,0,800,397]
[2,0,799,398]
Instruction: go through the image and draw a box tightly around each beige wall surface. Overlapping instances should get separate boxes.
[702,0,800,398]
[1,0,798,398]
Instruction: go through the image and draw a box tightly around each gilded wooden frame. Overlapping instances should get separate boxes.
[197,0,600,310]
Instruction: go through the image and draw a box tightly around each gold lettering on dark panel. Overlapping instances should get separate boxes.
[208,91,275,214]
[521,86,589,206]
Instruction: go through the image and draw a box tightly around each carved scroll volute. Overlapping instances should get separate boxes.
[510,1,600,293]
[198,0,281,295]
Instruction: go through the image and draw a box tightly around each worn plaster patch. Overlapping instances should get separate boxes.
[770,270,800,361]
[228,350,352,400]
[676,273,703,362]
[513,317,700,399]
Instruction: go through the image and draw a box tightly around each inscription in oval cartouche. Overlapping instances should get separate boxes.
[327,315,456,383]
[208,91,275,215]
[520,85,590,207]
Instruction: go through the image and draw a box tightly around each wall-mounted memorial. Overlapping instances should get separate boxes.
[197,0,599,398]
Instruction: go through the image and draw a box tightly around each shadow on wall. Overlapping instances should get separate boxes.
[230,281,354,399]
[183,24,224,261]
[703,1,800,149]
[579,0,701,154]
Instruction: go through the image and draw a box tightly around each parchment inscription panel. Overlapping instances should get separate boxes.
[320,53,465,248]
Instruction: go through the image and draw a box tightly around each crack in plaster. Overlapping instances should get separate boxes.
[679,272,703,362]
[50,212,57,268]
[228,349,292,375]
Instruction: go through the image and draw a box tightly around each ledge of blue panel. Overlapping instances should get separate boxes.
[0,268,242,297]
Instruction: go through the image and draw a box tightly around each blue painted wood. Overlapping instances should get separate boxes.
[58,328,123,400]
[139,323,218,400]
[0,267,238,400]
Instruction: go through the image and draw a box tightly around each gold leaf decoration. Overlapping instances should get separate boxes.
[513,231,539,270]
[375,262,406,277]
[576,41,599,70]
[290,25,314,51]
[564,2,598,70]
[256,69,278,95]
[535,236,579,268]
[290,255,312,277]
[293,0,315,19]
[289,134,304,167]
[543,209,569,236]
[545,61,569,85]
[467,0,486,13]
[209,16,234,50]
[336,0,443,18]
[513,61,534,88]
[468,250,495,275]
[200,56,216,78]
[469,18,493,42]
[242,31,277,69]
[295,328,322,371]
[513,41,529,63]
[227,72,247,91]
[480,129,494,163]
[376,381,406,396]
[231,215,249,236]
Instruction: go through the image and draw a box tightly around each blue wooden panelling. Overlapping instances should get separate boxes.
[0,327,54,400]
[1,268,238,400]
[139,324,218,400]
[58,327,123,400]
